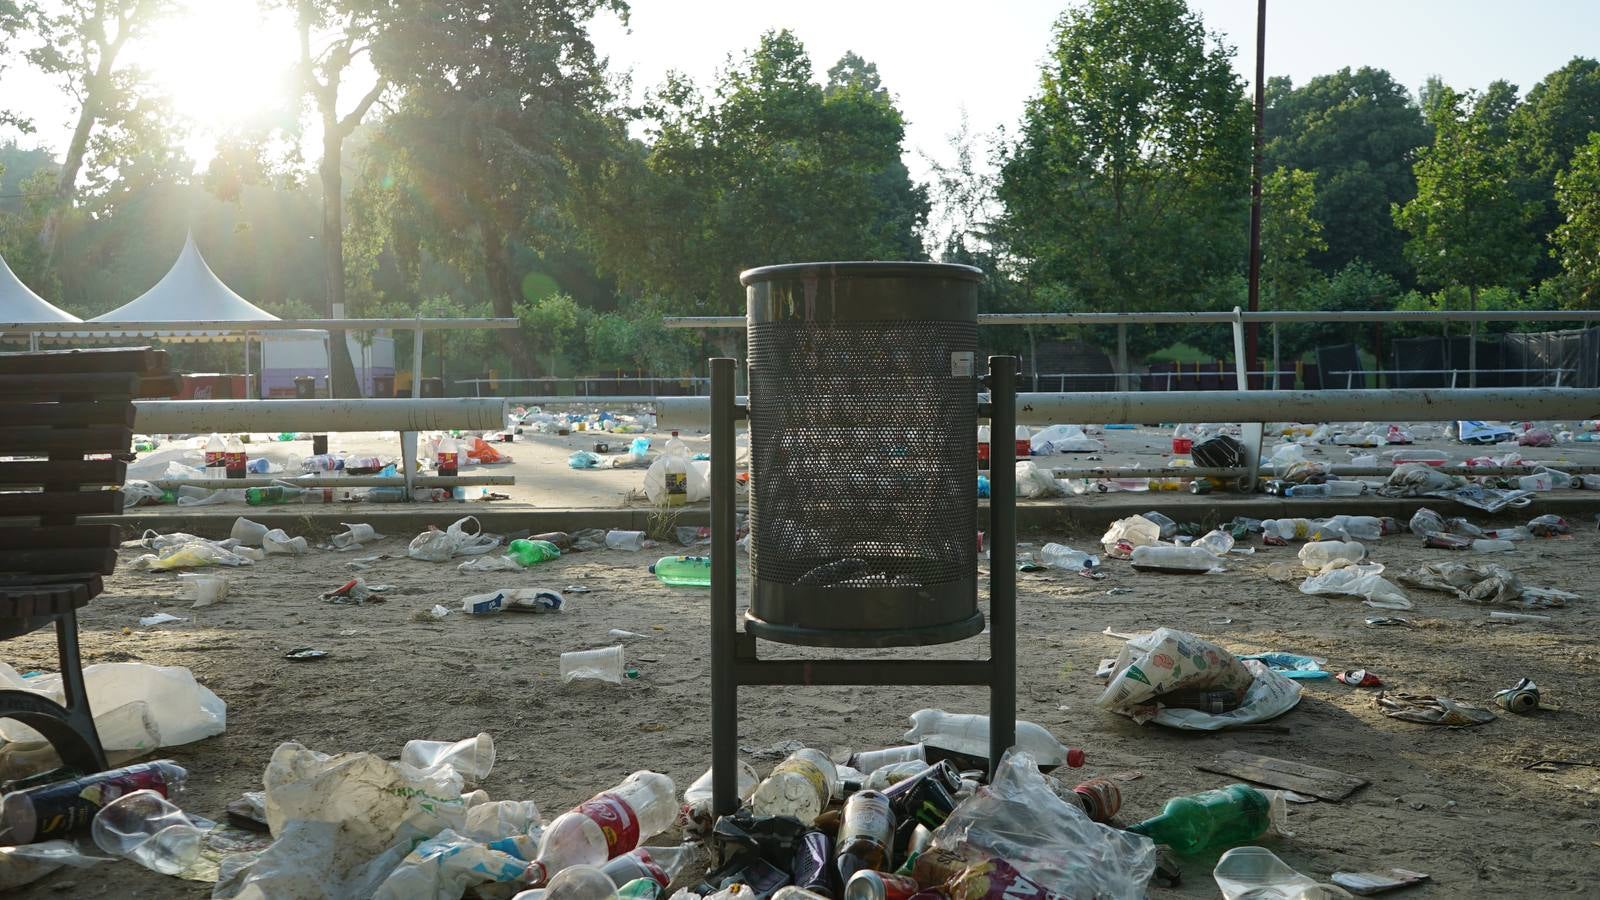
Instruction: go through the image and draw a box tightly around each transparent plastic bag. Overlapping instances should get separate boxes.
[373,828,535,900]
[1101,515,1161,558]
[929,749,1156,897]
[1299,563,1412,609]
[0,840,111,890]
[408,517,501,562]
[1398,561,1523,605]
[1015,461,1062,498]
[0,661,225,749]
[1214,846,1352,899]
[130,540,253,571]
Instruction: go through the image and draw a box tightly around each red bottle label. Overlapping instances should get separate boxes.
[1015,439,1031,458]
[577,792,639,858]
[437,451,457,475]
[205,451,222,468]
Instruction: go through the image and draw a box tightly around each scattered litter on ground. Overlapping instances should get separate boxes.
[1196,750,1368,801]
[138,613,186,627]
[283,648,329,661]
[1376,692,1497,727]
[1331,868,1432,896]
[1494,678,1541,713]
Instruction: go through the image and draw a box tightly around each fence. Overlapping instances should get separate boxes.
[455,375,709,400]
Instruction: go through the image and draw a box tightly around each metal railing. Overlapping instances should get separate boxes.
[1330,367,1577,390]
[455,375,708,399]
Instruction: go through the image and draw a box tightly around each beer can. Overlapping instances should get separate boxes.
[843,870,920,900]
[1494,677,1540,713]
[1188,478,1212,494]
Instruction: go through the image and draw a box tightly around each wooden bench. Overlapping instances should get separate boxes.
[0,347,178,774]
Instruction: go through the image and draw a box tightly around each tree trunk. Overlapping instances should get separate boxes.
[480,221,532,377]
[38,62,109,269]
[319,125,363,398]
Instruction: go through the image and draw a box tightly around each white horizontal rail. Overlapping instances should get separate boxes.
[657,389,1600,430]
[148,475,513,489]
[133,398,507,433]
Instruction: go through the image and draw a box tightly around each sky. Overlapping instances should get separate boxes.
[2,0,1598,181]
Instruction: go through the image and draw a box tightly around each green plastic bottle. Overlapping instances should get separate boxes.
[506,539,561,566]
[245,486,288,506]
[1127,784,1278,855]
[650,555,712,587]
[616,878,662,900]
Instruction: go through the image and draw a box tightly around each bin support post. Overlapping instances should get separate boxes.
[710,357,740,816]
[987,357,1018,772]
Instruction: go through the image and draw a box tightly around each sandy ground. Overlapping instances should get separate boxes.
[6,514,1600,897]
[125,417,1600,513]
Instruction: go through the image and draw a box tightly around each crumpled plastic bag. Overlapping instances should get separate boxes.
[465,437,511,464]
[929,749,1155,897]
[456,555,522,573]
[373,828,535,900]
[1299,562,1412,609]
[1409,507,1447,535]
[0,841,111,890]
[1149,660,1303,732]
[216,744,470,900]
[1376,692,1496,727]
[1096,628,1256,720]
[643,457,711,505]
[1101,515,1162,559]
[1378,463,1461,498]
[0,661,225,750]
[129,541,253,571]
[1397,561,1524,605]
[1015,461,1062,498]
[120,480,165,509]
[1457,420,1516,444]
[408,517,501,562]
[1030,424,1102,454]
[1279,459,1330,485]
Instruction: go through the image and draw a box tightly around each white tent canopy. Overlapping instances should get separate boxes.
[81,232,278,341]
[0,252,80,323]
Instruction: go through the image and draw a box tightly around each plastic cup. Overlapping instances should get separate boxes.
[331,523,380,549]
[178,574,228,607]
[229,517,269,547]
[605,530,646,551]
[91,788,205,876]
[262,529,309,555]
[560,645,625,685]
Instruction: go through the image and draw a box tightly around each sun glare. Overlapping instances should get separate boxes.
[129,0,300,165]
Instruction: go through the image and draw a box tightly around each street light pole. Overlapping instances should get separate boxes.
[1245,0,1267,385]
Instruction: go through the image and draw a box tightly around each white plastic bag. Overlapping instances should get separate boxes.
[1097,628,1257,721]
[217,743,469,900]
[128,541,253,571]
[929,750,1156,895]
[262,529,309,556]
[372,828,534,900]
[1299,562,1412,609]
[120,480,164,510]
[1015,461,1061,498]
[0,662,225,750]
[407,517,501,562]
[1149,660,1303,731]
[1101,515,1161,558]
[1030,424,1102,454]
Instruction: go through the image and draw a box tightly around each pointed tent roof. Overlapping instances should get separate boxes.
[0,252,80,323]
[83,232,278,341]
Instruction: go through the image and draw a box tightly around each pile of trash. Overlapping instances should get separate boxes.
[513,406,656,436]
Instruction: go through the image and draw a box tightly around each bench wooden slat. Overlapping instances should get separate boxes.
[1,426,134,455]
[0,491,121,516]
[0,524,121,550]
[0,347,163,375]
[0,402,138,428]
[137,374,183,398]
[0,460,127,487]
[0,547,118,575]
[0,373,140,398]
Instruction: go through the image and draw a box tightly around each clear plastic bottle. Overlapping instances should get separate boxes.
[542,864,619,899]
[976,425,991,471]
[749,748,838,823]
[1014,425,1031,458]
[1471,539,1515,553]
[1129,545,1223,573]
[662,445,690,507]
[681,760,759,826]
[529,771,677,884]
[1039,543,1097,571]
[435,435,459,477]
[204,434,225,471]
[1283,483,1330,498]
[605,530,647,551]
[223,434,247,479]
[0,760,187,844]
[1192,529,1235,556]
[1325,480,1366,496]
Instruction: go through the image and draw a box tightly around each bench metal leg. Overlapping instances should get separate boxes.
[0,610,108,775]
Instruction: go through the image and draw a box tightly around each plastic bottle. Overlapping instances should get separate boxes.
[650,556,711,587]
[529,771,677,884]
[833,790,894,887]
[507,539,561,566]
[1127,784,1281,855]
[1192,529,1235,556]
[1068,776,1122,823]
[662,435,689,507]
[436,435,459,477]
[364,487,411,503]
[222,434,247,480]
[681,760,760,828]
[1330,515,1385,541]
[1471,539,1515,553]
[1325,480,1366,497]
[847,744,926,772]
[976,425,991,471]
[1039,543,1098,571]
[1129,545,1223,573]
[1298,540,1365,571]
[1535,467,1573,489]
[542,864,618,899]
[0,760,187,844]
[749,748,838,823]
[1013,425,1031,459]
[605,530,648,551]
[204,434,225,471]
[599,848,670,889]
[1283,483,1330,498]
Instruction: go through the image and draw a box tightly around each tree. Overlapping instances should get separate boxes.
[1260,167,1324,311]
[1393,84,1541,381]
[293,0,392,397]
[363,0,625,376]
[1509,57,1600,281]
[586,31,928,314]
[1264,67,1430,281]
[18,0,174,269]
[997,0,1250,330]
[1551,132,1600,307]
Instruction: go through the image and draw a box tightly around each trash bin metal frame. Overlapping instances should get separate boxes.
[709,351,1018,817]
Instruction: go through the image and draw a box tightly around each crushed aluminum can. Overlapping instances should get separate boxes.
[1336,669,1384,688]
[1494,677,1540,713]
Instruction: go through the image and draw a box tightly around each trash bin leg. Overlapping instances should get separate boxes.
[987,356,1018,773]
[710,357,740,816]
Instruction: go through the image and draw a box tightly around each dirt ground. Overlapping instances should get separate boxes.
[7,519,1600,898]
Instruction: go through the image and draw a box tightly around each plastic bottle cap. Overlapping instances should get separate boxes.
[1066,747,1085,768]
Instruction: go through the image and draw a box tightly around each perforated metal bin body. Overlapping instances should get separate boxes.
[741,261,984,648]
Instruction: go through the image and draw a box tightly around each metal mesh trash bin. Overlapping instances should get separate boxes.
[742,261,984,647]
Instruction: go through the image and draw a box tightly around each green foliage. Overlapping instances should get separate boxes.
[997,0,1250,318]
[1260,167,1325,309]
[585,30,928,314]
[1393,84,1541,297]
[1264,67,1430,281]
[1552,132,1600,307]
